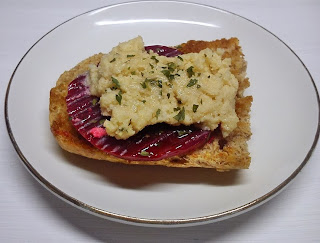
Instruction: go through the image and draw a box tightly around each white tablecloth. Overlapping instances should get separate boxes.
[1,0,319,242]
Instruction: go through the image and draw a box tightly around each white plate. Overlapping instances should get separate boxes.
[5,1,319,227]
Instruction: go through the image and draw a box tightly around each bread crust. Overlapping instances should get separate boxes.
[49,38,252,170]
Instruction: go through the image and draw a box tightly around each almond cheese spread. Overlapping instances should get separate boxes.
[89,36,239,140]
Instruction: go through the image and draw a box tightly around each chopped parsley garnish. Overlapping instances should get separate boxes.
[145,78,154,85]
[187,79,198,87]
[177,130,188,137]
[177,56,183,61]
[207,75,211,78]
[92,98,98,106]
[161,70,170,79]
[115,91,122,105]
[173,107,185,121]
[140,150,150,156]
[149,63,154,69]
[88,119,99,124]
[110,58,116,63]
[127,54,135,57]
[161,70,175,81]
[111,77,120,88]
[140,81,147,89]
[140,79,163,89]
[186,66,195,78]
[142,100,146,103]
[167,93,171,99]
[151,56,159,63]
[167,62,176,72]
[197,84,201,89]
[173,107,181,111]
[201,99,203,104]
[193,104,199,113]
[99,119,106,125]
[131,71,136,75]
[156,109,161,119]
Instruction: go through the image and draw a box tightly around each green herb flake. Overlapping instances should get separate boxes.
[149,63,154,69]
[187,79,198,87]
[111,77,121,88]
[92,98,98,106]
[186,66,195,78]
[177,56,183,61]
[197,84,201,89]
[142,100,146,103]
[173,107,181,111]
[68,116,72,121]
[146,78,157,86]
[173,107,185,121]
[161,69,170,77]
[156,109,161,119]
[99,119,106,125]
[115,91,122,105]
[151,56,159,63]
[140,150,150,156]
[176,45,182,49]
[140,82,147,89]
[158,80,162,88]
[127,54,135,57]
[131,71,136,75]
[177,130,188,137]
[167,93,171,99]
[207,75,211,78]
[89,119,99,124]
[167,62,176,72]
[193,104,199,113]
[162,70,175,81]
[200,99,203,104]
[110,58,116,63]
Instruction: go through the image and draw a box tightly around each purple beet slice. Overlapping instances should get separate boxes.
[66,46,213,161]
[145,45,182,57]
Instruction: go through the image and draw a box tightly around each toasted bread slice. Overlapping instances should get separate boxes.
[49,38,252,170]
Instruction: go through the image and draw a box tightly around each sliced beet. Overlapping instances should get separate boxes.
[66,46,213,161]
[145,45,182,57]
